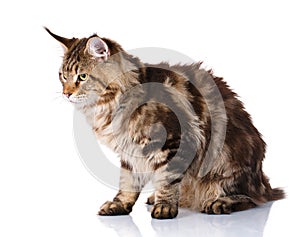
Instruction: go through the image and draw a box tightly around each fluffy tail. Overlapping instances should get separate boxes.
[268,187,285,201]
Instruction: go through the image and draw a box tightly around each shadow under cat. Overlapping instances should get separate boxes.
[98,202,273,237]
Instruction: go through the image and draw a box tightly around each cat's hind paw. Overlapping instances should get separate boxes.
[202,195,256,214]
[146,193,155,205]
[203,199,232,214]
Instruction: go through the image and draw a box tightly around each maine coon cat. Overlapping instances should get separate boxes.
[46,28,284,219]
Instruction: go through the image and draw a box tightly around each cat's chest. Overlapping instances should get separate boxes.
[84,104,131,152]
[77,103,113,145]
[81,102,169,172]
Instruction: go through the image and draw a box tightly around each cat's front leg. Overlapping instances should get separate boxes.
[99,162,146,216]
[98,191,139,216]
[151,163,184,219]
[151,183,180,219]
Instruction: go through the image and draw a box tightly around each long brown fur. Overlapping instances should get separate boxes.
[46,28,285,219]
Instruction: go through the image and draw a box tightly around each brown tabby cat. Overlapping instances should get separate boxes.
[46,28,284,219]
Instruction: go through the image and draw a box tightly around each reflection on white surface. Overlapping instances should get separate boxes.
[98,202,272,237]
[98,215,143,237]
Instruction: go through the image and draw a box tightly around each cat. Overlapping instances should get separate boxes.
[45,27,284,219]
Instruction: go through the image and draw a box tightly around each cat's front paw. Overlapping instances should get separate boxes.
[151,203,178,219]
[98,201,130,216]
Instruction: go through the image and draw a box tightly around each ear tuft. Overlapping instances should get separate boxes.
[44,27,76,51]
[86,36,110,61]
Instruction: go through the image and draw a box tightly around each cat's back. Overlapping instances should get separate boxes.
[141,62,236,122]
[142,62,234,101]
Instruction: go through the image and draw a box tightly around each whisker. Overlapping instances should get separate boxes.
[51,93,65,104]
[51,96,63,102]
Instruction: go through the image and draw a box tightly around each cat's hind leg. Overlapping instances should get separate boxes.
[202,195,256,214]
[146,193,155,205]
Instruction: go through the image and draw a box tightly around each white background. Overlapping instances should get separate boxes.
[0,0,299,236]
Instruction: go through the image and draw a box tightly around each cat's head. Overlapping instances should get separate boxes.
[45,28,132,105]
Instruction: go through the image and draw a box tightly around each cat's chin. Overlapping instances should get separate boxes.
[68,96,90,104]
[69,96,98,107]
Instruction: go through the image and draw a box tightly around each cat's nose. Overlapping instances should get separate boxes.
[63,92,72,98]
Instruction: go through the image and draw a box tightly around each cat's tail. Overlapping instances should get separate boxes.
[268,187,285,201]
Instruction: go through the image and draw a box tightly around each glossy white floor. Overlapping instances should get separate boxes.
[97,197,289,237]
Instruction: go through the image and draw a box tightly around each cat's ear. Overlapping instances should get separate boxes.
[86,36,110,61]
[44,27,76,51]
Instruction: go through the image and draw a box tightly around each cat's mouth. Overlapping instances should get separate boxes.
[68,94,88,104]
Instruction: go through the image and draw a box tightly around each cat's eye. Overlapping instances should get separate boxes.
[78,74,88,81]
[62,74,67,80]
